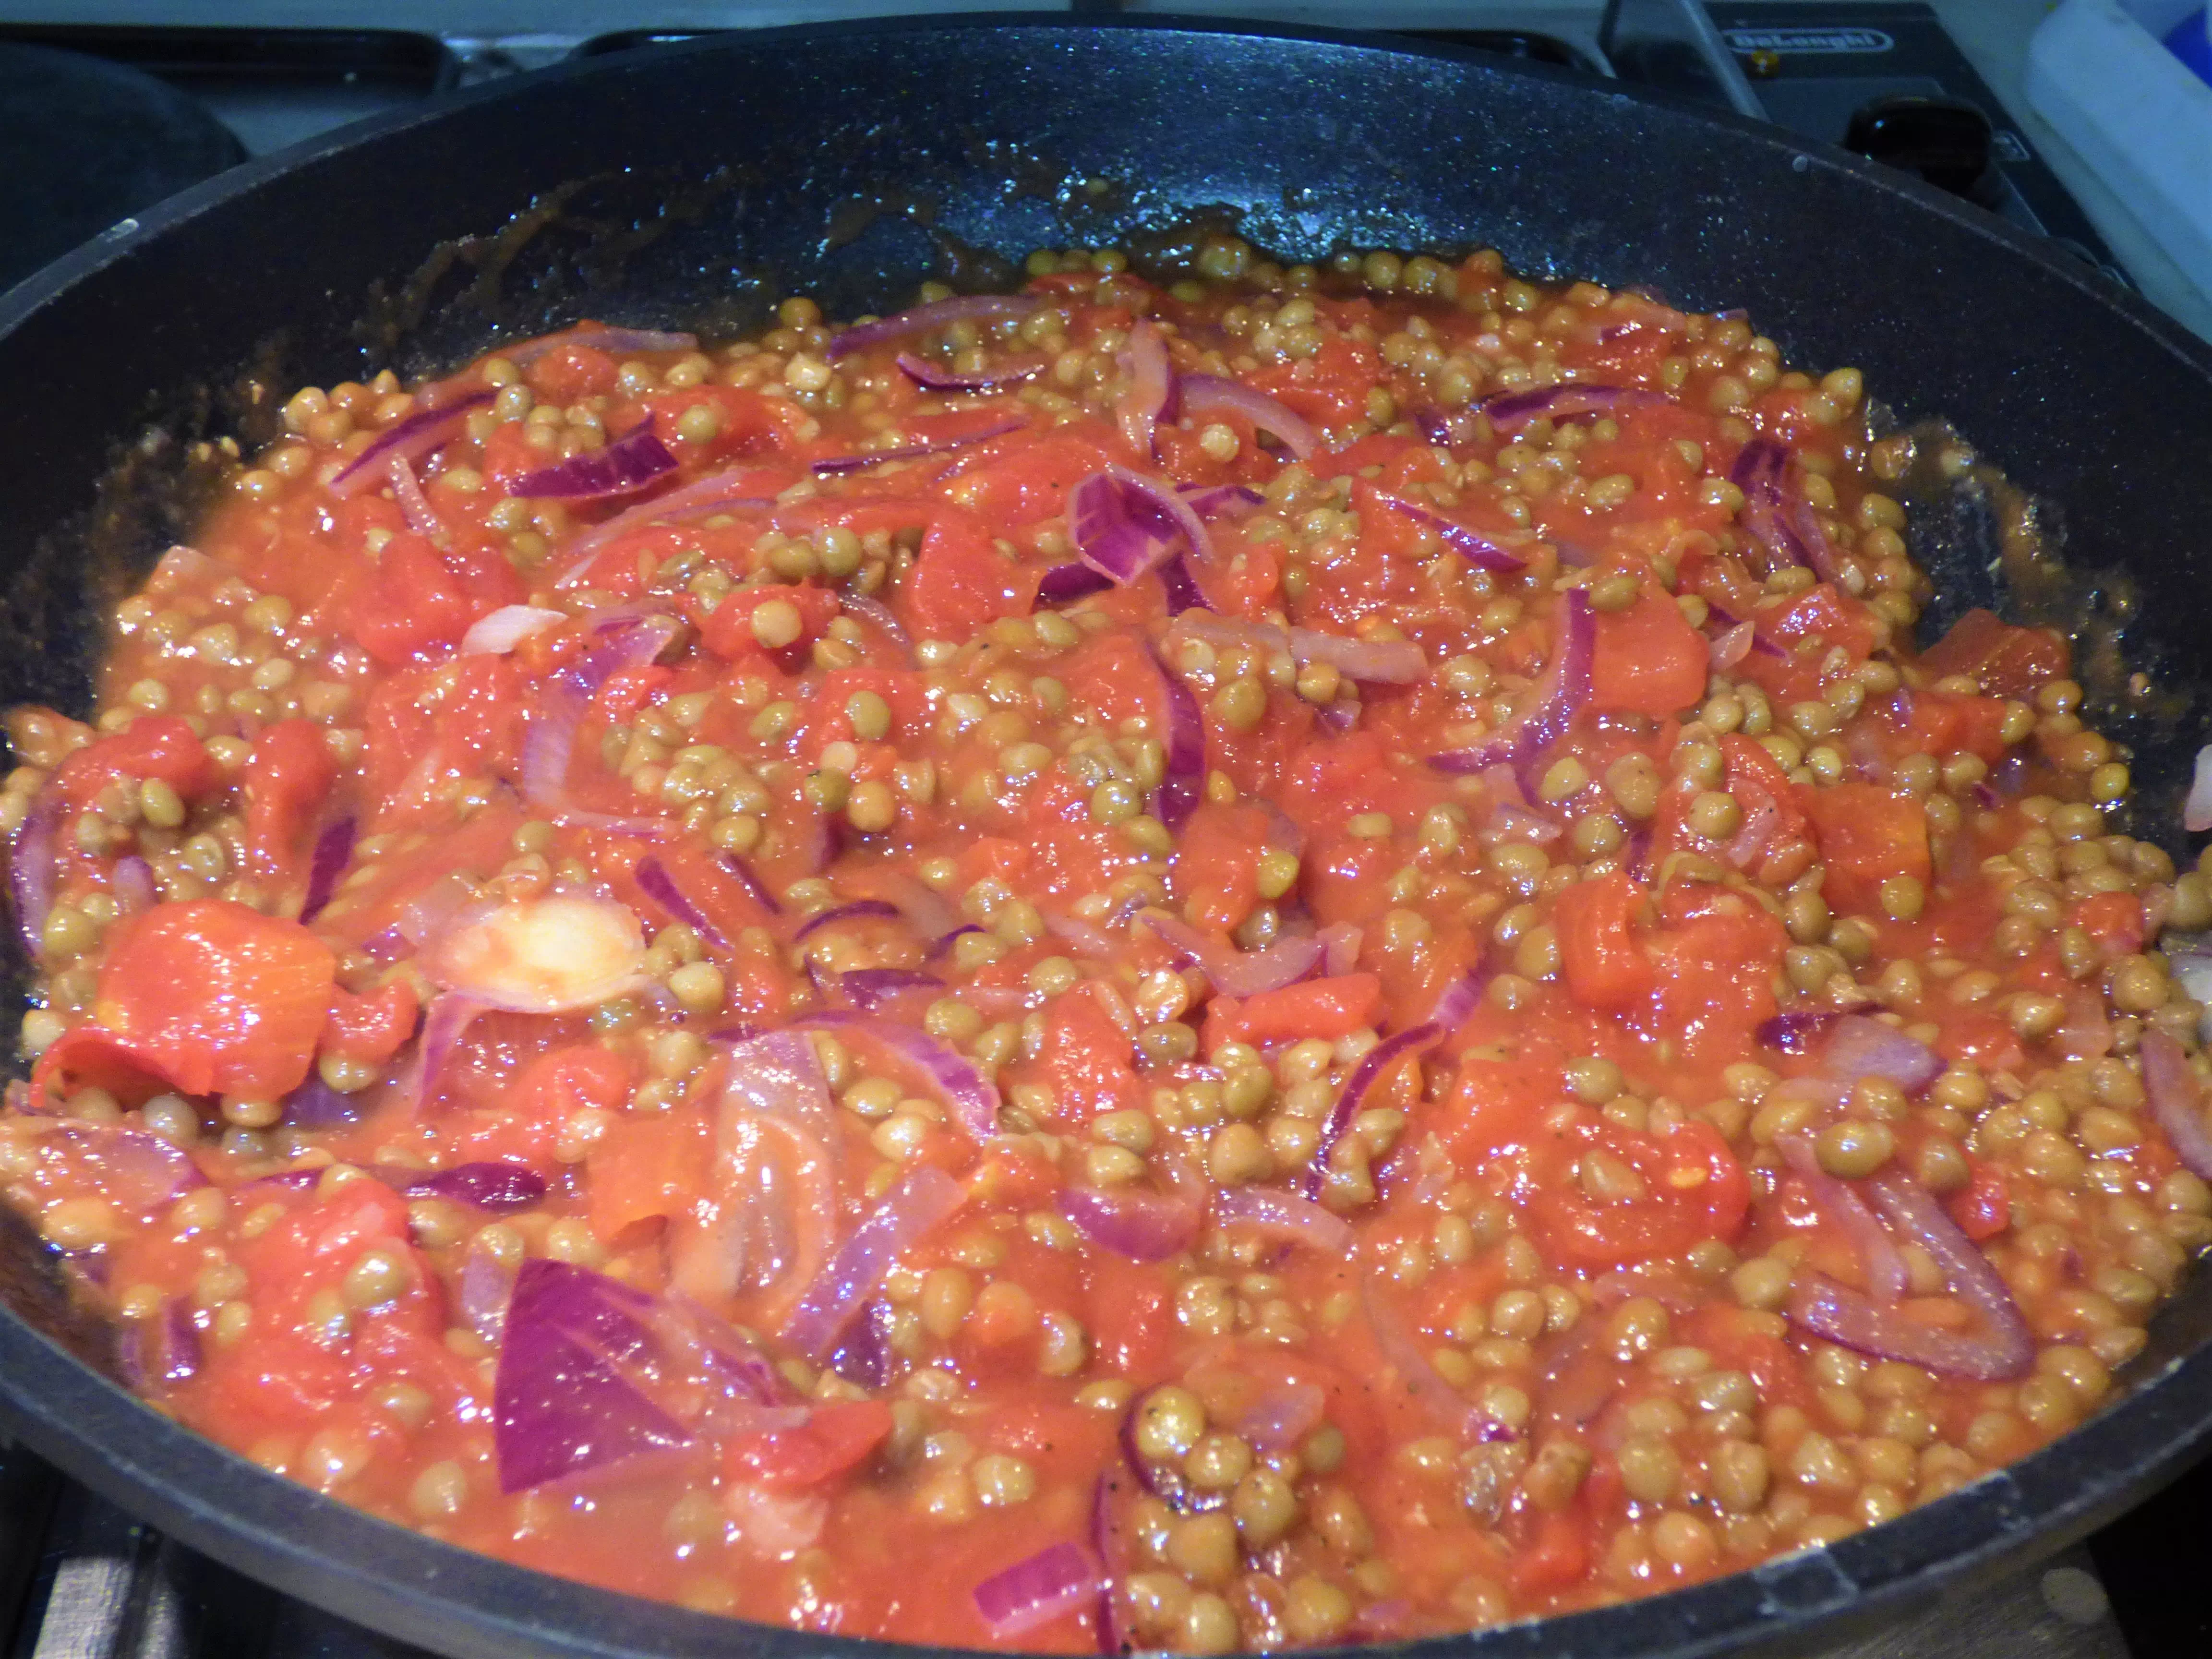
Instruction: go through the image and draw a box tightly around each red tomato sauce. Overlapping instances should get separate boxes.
[3,237,2209,1651]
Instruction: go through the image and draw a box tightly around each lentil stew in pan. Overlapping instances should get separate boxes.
[5,236,2211,1652]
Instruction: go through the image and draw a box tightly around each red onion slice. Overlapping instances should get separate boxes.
[1821,1015,1943,1093]
[781,1164,962,1360]
[329,388,495,497]
[1374,493,1528,573]
[298,816,356,925]
[1156,553,1214,616]
[509,426,680,501]
[505,325,698,366]
[1303,969,1487,1201]
[1178,373,1318,459]
[493,1259,694,1492]
[1070,466,1214,586]
[1776,1134,1908,1302]
[1178,482,1264,520]
[841,969,945,1012]
[1035,563,1114,608]
[974,1541,1103,1641]
[50,1122,208,1210]
[10,790,58,954]
[1138,909,1323,997]
[111,856,156,915]
[896,351,1043,393]
[811,416,1025,477]
[1058,1183,1201,1262]
[793,899,902,942]
[388,454,442,536]
[836,592,912,661]
[1210,1186,1351,1253]
[634,855,731,951]
[1288,626,1426,685]
[461,604,566,656]
[1237,1380,1326,1450]
[2142,1029,2212,1179]
[1479,383,1667,433]
[1147,643,1205,831]
[409,1160,548,1213]
[552,470,778,589]
[518,612,685,826]
[1362,1273,1519,1443]
[1710,619,1755,671]
[129,1296,203,1388]
[1788,1169,2032,1379]
[826,294,1044,362]
[1756,1010,1845,1055]
[395,991,489,1115]
[799,1011,1001,1142]
[1320,924,1362,978]
[1430,589,1594,774]
[1116,319,1175,456]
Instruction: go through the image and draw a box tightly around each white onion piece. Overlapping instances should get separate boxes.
[462,605,567,656]
[424,891,649,1012]
[389,453,442,537]
[2188,744,2212,833]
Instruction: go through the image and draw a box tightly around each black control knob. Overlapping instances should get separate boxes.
[1845,95,1999,205]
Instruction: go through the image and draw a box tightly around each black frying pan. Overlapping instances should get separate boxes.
[4,17,2212,1659]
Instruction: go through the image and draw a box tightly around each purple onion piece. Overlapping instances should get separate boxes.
[1156,554,1214,616]
[826,294,1044,361]
[1058,1185,1200,1263]
[1177,373,1319,459]
[811,417,1024,477]
[2142,1029,2212,1180]
[509,425,680,501]
[1146,644,1205,831]
[1177,482,1264,520]
[895,351,1043,393]
[1755,1010,1845,1055]
[299,817,356,925]
[1070,466,1214,587]
[973,1541,1104,1642]
[280,1074,362,1128]
[1374,493,1528,572]
[925,923,983,963]
[1035,563,1114,609]
[1786,1171,2032,1380]
[1821,1015,1943,1093]
[1117,1402,1227,1514]
[409,1160,549,1213]
[1304,969,1488,1201]
[1479,382,1666,433]
[10,789,58,953]
[111,854,156,915]
[781,1164,962,1361]
[792,899,902,942]
[717,852,780,914]
[1430,590,1594,775]
[329,388,496,496]
[841,968,945,1012]
[493,1259,693,1492]
[634,854,731,951]
[828,1298,897,1389]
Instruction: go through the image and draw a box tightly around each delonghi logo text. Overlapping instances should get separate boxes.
[1722,27,1896,54]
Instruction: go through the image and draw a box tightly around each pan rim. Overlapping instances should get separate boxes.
[1,14,2209,1659]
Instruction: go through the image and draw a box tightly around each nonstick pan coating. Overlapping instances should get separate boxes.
[2,17,2211,1659]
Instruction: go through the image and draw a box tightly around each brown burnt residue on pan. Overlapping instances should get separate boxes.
[1878,415,2196,844]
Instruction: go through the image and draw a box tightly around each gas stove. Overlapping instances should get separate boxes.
[0,5,2206,1658]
